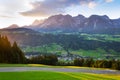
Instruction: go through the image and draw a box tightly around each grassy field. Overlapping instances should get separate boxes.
[0,64,112,70]
[0,64,50,67]
[0,71,120,80]
[0,64,120,80]
[0,64,103,69]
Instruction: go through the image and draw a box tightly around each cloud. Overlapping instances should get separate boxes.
[0,0,33,16]
[105,0,113,3]
[88,2,97,9]
[20,0,113,17]
[0,15,14,18]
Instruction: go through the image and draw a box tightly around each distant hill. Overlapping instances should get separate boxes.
[4,24,19,29]
[25,14,120,34]
[0,27,39,34]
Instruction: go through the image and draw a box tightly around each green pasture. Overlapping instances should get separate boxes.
[0,71,119,80]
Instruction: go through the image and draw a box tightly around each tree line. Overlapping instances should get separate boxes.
[28,55,120,70]
[28,54,58,65]
[74,58,120,70]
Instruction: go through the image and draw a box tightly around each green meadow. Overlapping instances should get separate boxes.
[0,64,120,80]
[0,71,119,80]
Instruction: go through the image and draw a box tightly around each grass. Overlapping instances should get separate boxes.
[81,34,120,42]
[0,64,108,69]
[0,64,47,67]
[0,64,28,67]
[0,64,119,80]
[1,63,120,72]
[0,71,119,80]
[0,64,116,70]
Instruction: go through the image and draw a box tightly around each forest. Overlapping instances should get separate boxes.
[0,35,25,63]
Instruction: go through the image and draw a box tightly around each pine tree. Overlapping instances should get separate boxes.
[0,35,25,63]
[12,41,25,63]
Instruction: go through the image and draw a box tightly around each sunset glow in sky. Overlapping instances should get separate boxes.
[0,0,120,28]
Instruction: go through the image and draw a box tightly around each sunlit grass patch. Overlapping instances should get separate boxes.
[27,64,46,67]
[98,74,120,80]
[60,72,120,80]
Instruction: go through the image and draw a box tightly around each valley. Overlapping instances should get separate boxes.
[0,28,120,60]
[1,0,120,79]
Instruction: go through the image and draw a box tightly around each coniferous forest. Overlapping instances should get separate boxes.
[0,35,25,63]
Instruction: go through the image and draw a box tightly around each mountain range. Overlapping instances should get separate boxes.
[3,14,120,34]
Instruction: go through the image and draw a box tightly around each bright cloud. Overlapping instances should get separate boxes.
[88,2,97,9]
[105,0,113,3]
[0,15,14,18]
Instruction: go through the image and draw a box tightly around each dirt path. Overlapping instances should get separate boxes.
[0,67,120,74]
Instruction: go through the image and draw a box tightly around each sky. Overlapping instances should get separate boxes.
[0,0,120,28]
